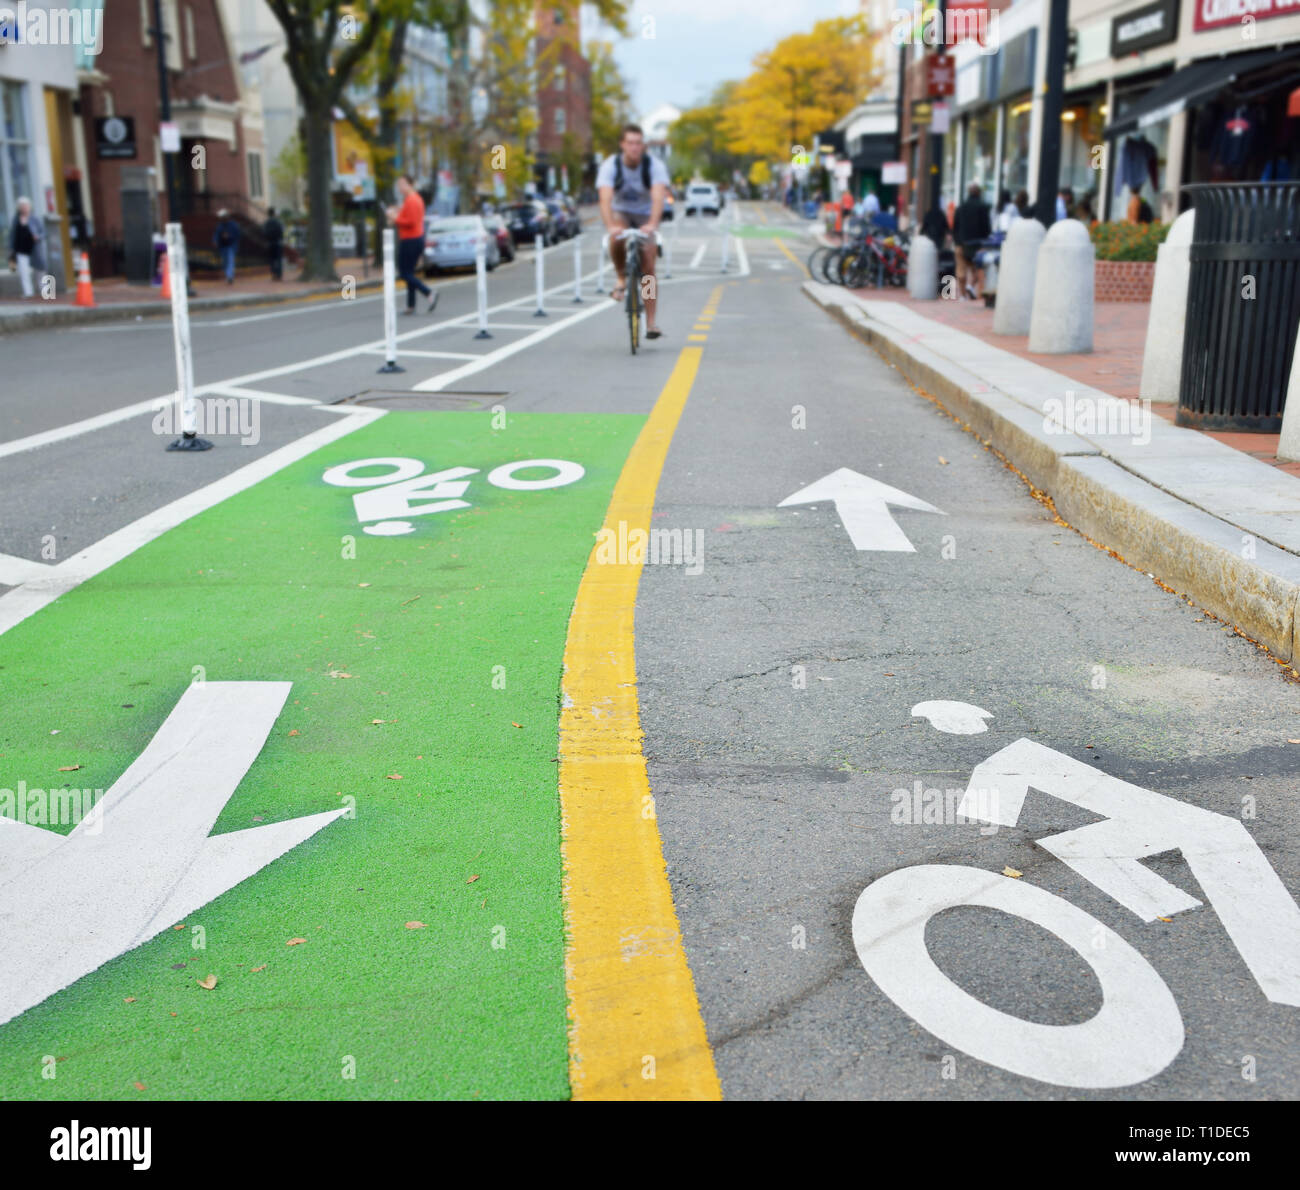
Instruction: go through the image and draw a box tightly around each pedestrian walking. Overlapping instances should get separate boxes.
[385,174,438,316]
[6,197,46,299]
[214,210,240,284]
[262,208,285,280]
[952,182,991,300]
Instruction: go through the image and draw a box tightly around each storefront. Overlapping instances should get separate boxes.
[997,30,1037,204]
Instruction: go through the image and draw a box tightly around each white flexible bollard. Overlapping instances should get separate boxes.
[1028,219,1094,354]
[907,234,938,300]
[377,227,404,373]
[533,233,547,317]
[1139,209,1196,404]
[1276,324,1300,462]
[572,231,583,303]
[474,237,492,340]
[164,223,211,451]
[992,218,1046,336]
[596,234,608,293]
[720,225,731,274]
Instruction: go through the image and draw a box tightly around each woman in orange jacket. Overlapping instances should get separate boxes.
[385,175,439,315]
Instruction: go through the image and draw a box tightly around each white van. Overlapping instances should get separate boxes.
[684,182,722,216]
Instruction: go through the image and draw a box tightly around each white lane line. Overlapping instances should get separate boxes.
[204,385,322,406]
[733,235,750,277]
[360,348,479,360]
[689,243,707,269]
[0,553,52,585]
[474,321,551,330]
[0,398,161,461]
[204,294,384,327]
[414,300,612,392]
[0,409,383,640]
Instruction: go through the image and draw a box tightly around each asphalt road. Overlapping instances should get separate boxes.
[2,201,1297,1101]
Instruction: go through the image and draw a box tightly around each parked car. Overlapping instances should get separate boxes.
[483,213,516,262]
[424,215,500,275]
[684,182,722,216]
[545,198,577,240]
[503,200,555,246]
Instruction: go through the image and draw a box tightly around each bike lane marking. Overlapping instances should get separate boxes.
[0,409,644,1099]
[559,285,727,1101]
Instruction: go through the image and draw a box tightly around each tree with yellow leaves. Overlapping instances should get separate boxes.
[720,15,876,164]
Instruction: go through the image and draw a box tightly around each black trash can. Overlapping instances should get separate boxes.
[1177,181,1300,432]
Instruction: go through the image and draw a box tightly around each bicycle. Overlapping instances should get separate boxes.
[618,227,657,355]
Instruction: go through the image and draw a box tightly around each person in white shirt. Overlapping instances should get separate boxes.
[597,123,671,339]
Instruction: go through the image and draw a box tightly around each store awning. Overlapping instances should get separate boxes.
[1103,46,1300,139]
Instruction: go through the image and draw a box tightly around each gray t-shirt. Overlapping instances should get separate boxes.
[596,152,671,216]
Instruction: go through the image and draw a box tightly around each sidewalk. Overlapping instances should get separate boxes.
[855,286,1300,477]
[0,255,382,335]
[805,280,1300,665]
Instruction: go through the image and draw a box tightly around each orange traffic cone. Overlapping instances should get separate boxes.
[159,251,171,299]
[73,251,96,307]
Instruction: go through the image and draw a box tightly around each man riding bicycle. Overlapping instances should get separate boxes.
[597,123,670,339]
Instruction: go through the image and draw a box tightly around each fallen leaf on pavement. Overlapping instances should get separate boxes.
[1002,867,1022,879]
[250,965,266,973]
[328,670,353,679]
[1157,916,1173,923]
[467,875,480,884]
[286,937,307,946]
[386,773,403,780]
[511,722,523,729]
[124,997,137,1003]
[58,765,82,772]
[405,921,426,929]
[197,974,217,990]
[134,1082,146,1092]
[938,456,948,465]
[288,729,300,736]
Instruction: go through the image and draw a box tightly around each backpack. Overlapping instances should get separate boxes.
[613,155,652,193]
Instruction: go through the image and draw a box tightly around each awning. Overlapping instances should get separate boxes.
[1103,46,1300,138]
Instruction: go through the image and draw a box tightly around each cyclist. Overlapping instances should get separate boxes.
[597,123,670,339]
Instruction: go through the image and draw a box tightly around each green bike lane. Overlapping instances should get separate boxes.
[0,409,644,1100]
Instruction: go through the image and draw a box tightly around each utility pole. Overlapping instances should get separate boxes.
[1034,0,1069,225]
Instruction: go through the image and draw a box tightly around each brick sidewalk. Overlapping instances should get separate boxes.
[856,286,1300,477]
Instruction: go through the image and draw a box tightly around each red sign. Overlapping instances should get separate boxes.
[1193,0,1299,31]
[927,53,955,97]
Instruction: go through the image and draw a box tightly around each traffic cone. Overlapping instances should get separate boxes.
[160,251,171,299]
[73,251,96,307]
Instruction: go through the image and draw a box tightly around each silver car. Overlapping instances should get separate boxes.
[423,215,500,275]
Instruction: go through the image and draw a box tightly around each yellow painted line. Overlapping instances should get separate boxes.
[692,324,709,332]
[688,334,708,342]
[559,287,725,1102]
[774,234,810,279]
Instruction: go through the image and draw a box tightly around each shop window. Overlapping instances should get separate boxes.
[963,106,997,197]
[0,81,36,245]
[1001,97,1033,198]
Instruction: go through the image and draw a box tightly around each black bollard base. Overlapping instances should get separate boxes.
[167,432,213,452]
[377,361,406,374]
[474,329,493,340]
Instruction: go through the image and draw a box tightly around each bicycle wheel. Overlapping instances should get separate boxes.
[807,244,832,280]
[821,248,845,285]
[837,248,869,287]
[626,251,641,355]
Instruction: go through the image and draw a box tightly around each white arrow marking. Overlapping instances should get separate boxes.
[779,467,945,552]
[911,700,993,734]
[0,682,344,1027]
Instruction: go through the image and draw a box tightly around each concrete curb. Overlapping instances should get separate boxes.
[0,275,385,336]
[804,280,1300,663]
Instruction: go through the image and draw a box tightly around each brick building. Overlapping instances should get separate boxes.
[77,0,262,271]
[532,2,591,195]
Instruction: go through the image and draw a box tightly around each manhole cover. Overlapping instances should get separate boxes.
[333,391,510,411]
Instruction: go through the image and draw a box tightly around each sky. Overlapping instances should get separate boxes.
[588,0,863,120]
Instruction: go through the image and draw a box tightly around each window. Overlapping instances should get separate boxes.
[554,66,565,92]
[247,150,264,201]
[0,81,35,248]
[184,5,196,62]
[554,108,566,135]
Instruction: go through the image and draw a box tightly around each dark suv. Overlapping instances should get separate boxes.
[503,201,555,246]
